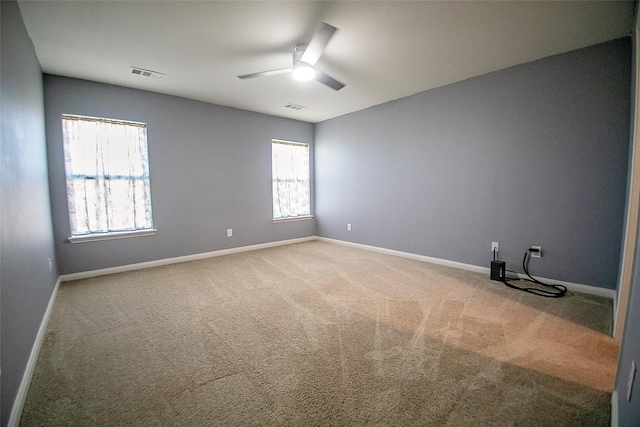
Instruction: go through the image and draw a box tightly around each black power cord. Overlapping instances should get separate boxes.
[501,248,567,298]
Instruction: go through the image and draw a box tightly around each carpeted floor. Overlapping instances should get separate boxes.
[21,240,618,426]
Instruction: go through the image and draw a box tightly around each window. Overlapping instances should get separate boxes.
[62,115,154,241]
[272,140,311,220]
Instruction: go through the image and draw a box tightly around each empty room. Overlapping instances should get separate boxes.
[2,1,640,426]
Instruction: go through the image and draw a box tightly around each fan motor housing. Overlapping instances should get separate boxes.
[293,42,307,63]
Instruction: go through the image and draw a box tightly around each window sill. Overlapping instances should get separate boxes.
[68,229,157,243]
[273,215,314,223]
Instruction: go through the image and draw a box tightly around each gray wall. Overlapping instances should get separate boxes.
[0,1,59,424]
[315,38,631,290]
[44,76,315,275]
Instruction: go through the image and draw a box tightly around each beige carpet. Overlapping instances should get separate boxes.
[21,240,618,426]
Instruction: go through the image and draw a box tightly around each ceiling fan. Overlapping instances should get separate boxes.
[238,22,345,91]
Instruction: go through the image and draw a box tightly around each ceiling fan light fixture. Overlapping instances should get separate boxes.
[292,62,315,82]
[238,23,344,90]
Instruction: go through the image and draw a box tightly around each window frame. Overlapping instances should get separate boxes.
[271,139,313,222]
[61,114,157,243]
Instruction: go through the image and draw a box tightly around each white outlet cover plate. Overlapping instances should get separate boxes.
[531,246,541,258]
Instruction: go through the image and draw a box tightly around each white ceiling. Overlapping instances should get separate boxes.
[18,1,634,124]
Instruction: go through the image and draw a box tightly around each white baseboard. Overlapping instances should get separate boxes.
[316,237,617,300]
[316,237,489,273]
[60,236,316,282]
[8,276,62,427]
[59,235,618,300]
[611,390,618,427]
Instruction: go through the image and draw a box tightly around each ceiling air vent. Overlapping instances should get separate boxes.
[131,67,165,79]
[284,103,306,111]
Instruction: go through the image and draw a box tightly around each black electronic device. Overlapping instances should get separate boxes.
[490,260,506,282]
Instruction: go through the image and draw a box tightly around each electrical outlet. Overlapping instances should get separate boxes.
[627,360,636,402]
[48,258,52,272]
[491,242,499,252]
[531,245,541,258]
[347,223,352,231]
[227,229,232,237]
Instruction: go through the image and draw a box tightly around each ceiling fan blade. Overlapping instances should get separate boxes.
[238,68,292,79]
[315,70,345,91]
[300,22,337,66]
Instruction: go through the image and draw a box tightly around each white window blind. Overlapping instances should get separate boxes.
[62,115,154,236]
[272,140,311,219]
